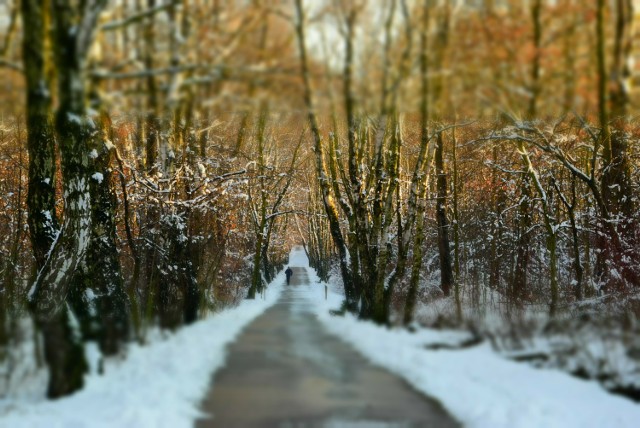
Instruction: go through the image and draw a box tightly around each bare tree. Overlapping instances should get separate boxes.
[247,107,302,298]
[294,0,358,311]
[596,0,636,289]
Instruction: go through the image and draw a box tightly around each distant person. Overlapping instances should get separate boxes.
[285,266,293,285]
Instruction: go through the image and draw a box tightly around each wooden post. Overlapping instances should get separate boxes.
[325,285,328,300]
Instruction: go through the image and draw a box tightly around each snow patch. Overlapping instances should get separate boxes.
[294,262,640,428]
[67,112,83,125]
[91,172,104,183]
[0,276,286,428]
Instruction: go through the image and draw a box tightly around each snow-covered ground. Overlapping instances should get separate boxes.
[0,272,286,428]
[2,247,639,427]
[298,267,640,428]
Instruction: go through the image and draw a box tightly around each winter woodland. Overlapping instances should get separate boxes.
[0,0,640,424]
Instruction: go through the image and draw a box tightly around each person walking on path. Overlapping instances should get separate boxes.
[285,267,293,285]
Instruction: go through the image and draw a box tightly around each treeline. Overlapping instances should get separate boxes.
[295,0,639,325]
[0,0,301,398]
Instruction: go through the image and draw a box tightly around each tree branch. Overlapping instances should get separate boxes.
[101,2,175,31]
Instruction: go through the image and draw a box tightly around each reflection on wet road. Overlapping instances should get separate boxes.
[197,268,459,427]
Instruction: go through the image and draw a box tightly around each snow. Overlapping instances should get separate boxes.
[0,276,285,428]
[5,249,640,427]
[91,172,104,183]
[297,267,640,428]
[67,112,83,125]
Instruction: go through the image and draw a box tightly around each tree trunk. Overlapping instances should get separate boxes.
[28,0,109,398]
[554,177,584,300]
[294,0,358,311]
[597,0,637,289]
[22,0,58,268]
[528,0,542,119]
[248,223,265,299]
[562,0,577,113]
[83,117,130,354]
[403,1,431,326]
[144,0,160,173]
[489,147,503,291]
[248,107,269,299]
[513,175,532,303]
[436,132,454,298]
[40,307,88,398]
[403,206,426,326]
[518,143,559,316]
[606,0,636,286]
[451,125,462,319]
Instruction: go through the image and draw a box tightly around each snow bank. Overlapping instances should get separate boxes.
[300,267,640,428]
[0,275,285,428]
[6,251,639,428]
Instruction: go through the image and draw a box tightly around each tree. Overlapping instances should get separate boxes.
[247,106,301,298]
[604,0,636,282]
[27,0,110,398]
[596,0,637,289]
[69,110,130,355]
[435,132,454,299]
[404,0,434,325]
[515,132,560,316]
[22,0,58,269]
[294,0,358,312]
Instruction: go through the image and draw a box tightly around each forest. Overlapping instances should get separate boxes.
[0,0,639,407]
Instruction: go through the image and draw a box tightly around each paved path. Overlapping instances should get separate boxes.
[197,268,459,427]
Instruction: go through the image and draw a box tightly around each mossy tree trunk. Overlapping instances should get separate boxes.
[294,0,358,311]
[27,0,108,399]
[435,132,454,299]
[22,0,59,268]
[403,0,434,326]
[19,0,57,361]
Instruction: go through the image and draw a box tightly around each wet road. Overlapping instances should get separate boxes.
[196,267,459,427]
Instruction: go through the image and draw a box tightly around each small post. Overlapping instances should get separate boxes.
[325,284,328,300]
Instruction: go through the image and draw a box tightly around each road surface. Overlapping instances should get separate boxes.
[197,267,459,427]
